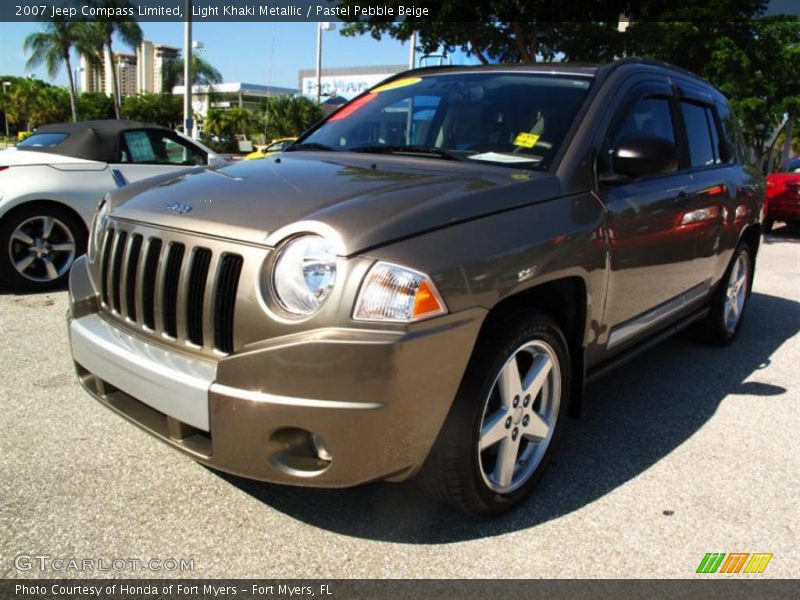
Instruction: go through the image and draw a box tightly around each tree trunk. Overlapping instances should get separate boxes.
[106,39,121,119]
[64,53,78,122]
[469,39,489,65]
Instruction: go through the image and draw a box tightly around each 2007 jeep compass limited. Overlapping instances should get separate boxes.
[68,58,764,515]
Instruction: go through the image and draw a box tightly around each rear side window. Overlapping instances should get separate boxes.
[17,133,68,148]
[715,102,740,164]
[680,101,720,167]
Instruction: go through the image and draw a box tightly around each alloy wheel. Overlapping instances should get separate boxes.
[8,216,76,282]
[723,252,749,335]
[477,339,561,494]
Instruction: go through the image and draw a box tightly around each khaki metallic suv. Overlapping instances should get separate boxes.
[68,59,764,515]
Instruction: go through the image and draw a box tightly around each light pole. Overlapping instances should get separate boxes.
[316,22,335,104]
[183,0,193,138]
[2,81,10,139]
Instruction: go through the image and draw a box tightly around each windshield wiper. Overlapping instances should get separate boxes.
[349,145,462,161]
[285,142,337,152]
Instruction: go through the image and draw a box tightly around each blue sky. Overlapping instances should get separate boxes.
[0,22,412,90]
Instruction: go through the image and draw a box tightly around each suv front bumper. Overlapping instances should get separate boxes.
[68,256,485,487]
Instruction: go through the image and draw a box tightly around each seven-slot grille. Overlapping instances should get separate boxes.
[99,225,243,354]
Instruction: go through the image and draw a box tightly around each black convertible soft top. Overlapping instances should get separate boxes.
[21,120,169,162]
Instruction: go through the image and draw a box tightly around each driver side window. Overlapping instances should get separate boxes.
[600,96,676,175]
[120,130,206,166]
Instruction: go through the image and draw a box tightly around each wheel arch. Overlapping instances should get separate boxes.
[477,276,589,418]
[0,199,90,243]
[738,223,761,296]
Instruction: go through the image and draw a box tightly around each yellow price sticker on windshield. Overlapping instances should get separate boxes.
[372,77,422,93]
[513,133,540,148]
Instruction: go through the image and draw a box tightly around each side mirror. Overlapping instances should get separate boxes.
[611,134,679,179]
[207,154,227,167]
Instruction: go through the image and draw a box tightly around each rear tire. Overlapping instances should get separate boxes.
[418,311,570,516]
[0,204,87,292]
[763,219,774,234]
[700,242,752,346]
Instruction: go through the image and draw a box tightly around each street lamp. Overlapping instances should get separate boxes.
[184,0,193,138]
[316,22,336,104]
[2,81,10,139]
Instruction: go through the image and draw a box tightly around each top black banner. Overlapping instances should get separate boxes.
[4,0,800,23]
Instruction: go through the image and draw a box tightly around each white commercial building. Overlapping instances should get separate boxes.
[298,65,407,100]
[172,82,298,119]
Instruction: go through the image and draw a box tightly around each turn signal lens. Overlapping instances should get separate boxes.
[354,262,447,323]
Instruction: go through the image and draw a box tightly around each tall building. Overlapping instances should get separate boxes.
[80,41,181,97]
[137,41,180,94]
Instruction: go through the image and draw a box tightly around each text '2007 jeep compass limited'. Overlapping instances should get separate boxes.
[68,59,764,515]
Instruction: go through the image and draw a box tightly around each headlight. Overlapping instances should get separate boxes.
[272,234,337,317]
[88,198,110,262]
[353,262,447,323]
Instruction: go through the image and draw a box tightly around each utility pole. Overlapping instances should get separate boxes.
[2,81,10,140]
[316,22,335,103]
[408,31,416,69]
[183,0,193,137]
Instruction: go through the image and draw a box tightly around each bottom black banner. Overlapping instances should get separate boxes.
[2,579,799,600]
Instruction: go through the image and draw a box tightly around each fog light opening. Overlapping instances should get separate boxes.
[267,428,333,477]
[311,433,333,462]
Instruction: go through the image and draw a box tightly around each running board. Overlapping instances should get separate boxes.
[586,307,710,385]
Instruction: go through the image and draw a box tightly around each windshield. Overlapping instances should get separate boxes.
[293,72,592,170]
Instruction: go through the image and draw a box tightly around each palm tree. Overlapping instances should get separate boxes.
[263,96,323,139]
[161,55,223,94]
[82,1,142,118]
[23,20,81,121]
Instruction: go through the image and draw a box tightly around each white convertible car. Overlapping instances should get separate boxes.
[0,120,223,291]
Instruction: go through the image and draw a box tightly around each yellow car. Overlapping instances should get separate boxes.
[244,137,297,160]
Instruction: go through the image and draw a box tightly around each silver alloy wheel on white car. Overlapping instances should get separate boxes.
[9,216,76,282]
[477,339,561,494]
[723,251,749,335]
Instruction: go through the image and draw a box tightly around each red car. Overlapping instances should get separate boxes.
[765,157,800,232]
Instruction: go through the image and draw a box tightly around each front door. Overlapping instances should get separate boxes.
[597,82,704,351]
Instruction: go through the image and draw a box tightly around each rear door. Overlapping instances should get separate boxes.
[111,129,208,184]
[596,79,703,352]
[674,81,747,290]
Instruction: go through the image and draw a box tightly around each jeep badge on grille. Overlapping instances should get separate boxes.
[165,203,193,214]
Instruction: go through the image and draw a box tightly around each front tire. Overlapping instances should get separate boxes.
[763,218,774,234]
[419,311,570,516]
[0,204,87,291]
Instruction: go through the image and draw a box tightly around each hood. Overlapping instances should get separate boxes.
[109,152,561,256]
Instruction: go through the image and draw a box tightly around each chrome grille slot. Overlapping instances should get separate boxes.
[162,243,186,338]
[142,238,162,330]
[214,254,243,354]
[187,248,212,346]
[97,221,250,357]
[125,234,143,321]
[100,229,115,307]
[110,230,128,313]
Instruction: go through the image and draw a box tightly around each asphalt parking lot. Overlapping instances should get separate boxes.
[1,227,798,579]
